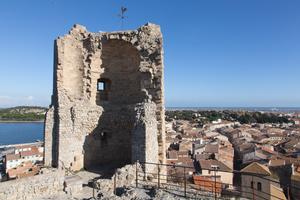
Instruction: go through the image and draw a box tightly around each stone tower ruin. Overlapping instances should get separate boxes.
[44,23,165,171]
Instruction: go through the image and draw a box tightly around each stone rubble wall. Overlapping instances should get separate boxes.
[0,169,64,200]
[84,105,135,167]
[132,102,158,172]
[44,23,165,172]
[44,106,54,166]
[95,163,143,197]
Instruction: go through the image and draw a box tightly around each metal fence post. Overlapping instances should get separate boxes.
[211,180,214,195]
[144,162,146,181]
[252,175,255,200]
[92,180,95,199]
[136,161,138,188]
[184,166,187,197]
[114,174,117,195]
[157,163,160,189]
[214,169,217,200]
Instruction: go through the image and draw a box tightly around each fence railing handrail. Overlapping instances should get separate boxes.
[90,161,293,200]
[136,161,293,200]
[140,160,300,190]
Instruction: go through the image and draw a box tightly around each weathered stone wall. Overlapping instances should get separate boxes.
[44,23,165,172]
[132,102,158,172]
[84,106,135,167]
[44,106,54,166]
[0,169,64,200]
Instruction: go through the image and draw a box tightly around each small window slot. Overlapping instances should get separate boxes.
[97,81,105,91]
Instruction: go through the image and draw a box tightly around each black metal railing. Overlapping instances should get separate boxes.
[91,161,300,200]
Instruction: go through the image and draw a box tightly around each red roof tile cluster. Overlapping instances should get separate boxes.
[5,146,42,161]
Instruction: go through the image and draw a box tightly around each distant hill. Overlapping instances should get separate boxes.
[0,106,47,121]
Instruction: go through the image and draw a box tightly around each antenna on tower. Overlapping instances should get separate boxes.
[118,6,127,29]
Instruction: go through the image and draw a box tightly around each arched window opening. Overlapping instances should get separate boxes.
[257,182,262,191]
[251,181,254,189]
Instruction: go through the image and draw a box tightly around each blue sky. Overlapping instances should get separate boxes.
[0,0,299,107]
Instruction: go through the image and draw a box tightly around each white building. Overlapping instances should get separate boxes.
[198,159,233,188]
[4,145,43,172]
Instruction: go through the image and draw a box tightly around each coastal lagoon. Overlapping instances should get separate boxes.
[0,122,44,145]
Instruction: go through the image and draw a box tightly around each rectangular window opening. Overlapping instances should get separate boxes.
[97,81,105,91]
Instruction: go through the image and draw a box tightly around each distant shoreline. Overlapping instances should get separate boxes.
[166,107,300,112]
[0,120,44,123]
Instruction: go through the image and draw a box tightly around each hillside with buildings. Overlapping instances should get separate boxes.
[164,109,300,199]
[2,108,300,199]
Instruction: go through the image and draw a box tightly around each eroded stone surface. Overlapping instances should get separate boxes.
[0,168,64,200]
[44,23,165,172]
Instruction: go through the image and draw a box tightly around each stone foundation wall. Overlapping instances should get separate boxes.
[0,169,64,200]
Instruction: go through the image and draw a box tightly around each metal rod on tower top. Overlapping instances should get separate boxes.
[118,6,127,29]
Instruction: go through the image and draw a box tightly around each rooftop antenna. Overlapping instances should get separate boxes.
[118,6,127,29]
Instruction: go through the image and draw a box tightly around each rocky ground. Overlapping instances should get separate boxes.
[39,186,218,200]
[36,164,244,200]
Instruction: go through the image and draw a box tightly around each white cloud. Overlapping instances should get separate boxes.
[0,95,50,108]
[0,96,11,100]
[25,96,34,101]
[0,96,13,106]
[0,96,11,104]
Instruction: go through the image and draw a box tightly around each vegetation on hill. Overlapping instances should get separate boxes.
[0,106,47,121]
[166,110,292,125]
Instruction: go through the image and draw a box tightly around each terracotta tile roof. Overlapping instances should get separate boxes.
[7,161,40,178]
[195,154,210,161]
[270,184,287,200]
[241,162,271,176]
[20,151,35,157]
[180,161,194,169]
[5,153,20,161]
[15,145,33,149]
[177,150,189,156]
[238,143,255,151]
[296,166,300,173]
[204,144,219,154]
[291,173,300,181]
[5,146,42,161]
[167,151,178,160]
[20,147,41,157]
[269,159,286,167]
[282,157,300,165]
[198,159,232,172]
[177,157,193,163]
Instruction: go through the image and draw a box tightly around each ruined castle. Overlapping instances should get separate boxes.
[44,23,165,171]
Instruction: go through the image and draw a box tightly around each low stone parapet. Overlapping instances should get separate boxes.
[0,168,64,200]
[63,175,83,196]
